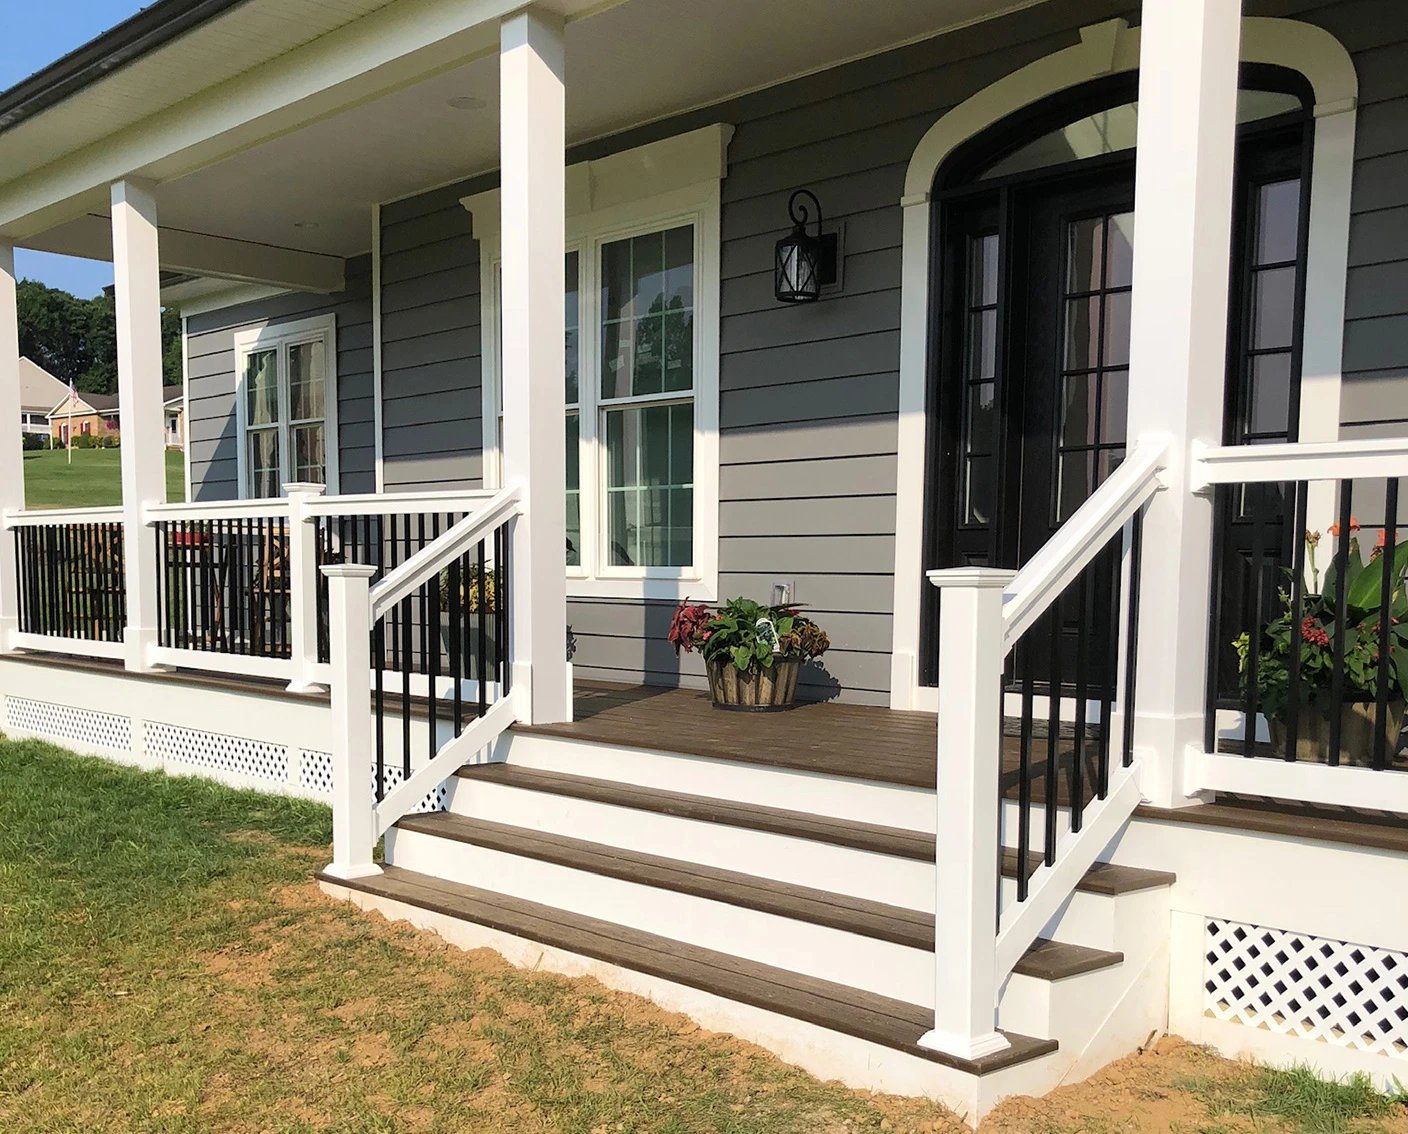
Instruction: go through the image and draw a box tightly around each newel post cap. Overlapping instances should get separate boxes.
[321,563,378,581]
[926,566,1018,590]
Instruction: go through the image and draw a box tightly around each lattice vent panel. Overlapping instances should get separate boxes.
[376,763,448,815]
[6,697,132,752]
[145,722,288,785]
[299,750,335,796]
[1206,918,1408,1059]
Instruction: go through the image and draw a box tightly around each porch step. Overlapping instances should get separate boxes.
[394,811,1124,981]
[452,763,1176,897]
[317,863,1060,1076]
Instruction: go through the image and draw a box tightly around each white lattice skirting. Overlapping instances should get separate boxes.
[1206,918,1408,1059]
[146,721,290,784]
[6,697,132,752]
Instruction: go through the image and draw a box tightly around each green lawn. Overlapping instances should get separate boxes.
[22,446,186,510]
[0,738,1402,1133]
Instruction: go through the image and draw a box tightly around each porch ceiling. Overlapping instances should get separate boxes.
[14,0,1041,284]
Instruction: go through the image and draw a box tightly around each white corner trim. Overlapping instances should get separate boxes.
[372,202,386,492]
[180,313,192,504]
[888,15,1359,710]
[232,311,340,498]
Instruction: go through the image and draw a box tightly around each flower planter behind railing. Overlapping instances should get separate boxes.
[1212,475,1408,769]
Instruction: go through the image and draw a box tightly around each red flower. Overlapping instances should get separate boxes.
[1300,617,1330,647]
[1328,516,1361,538]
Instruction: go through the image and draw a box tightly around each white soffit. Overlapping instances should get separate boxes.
[14,0,1036,262]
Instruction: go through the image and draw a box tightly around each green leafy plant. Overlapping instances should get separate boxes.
[437,562,499,613]
[669,596,830,673]
[1236,521,1408,721]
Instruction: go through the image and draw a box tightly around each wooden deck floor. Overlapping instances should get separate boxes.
[518,681,1102,792]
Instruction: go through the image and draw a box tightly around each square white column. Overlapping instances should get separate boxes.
[111,178,169,672]
[0,244,22,650]
[1125,0,1244,806]
[499,7,570,724]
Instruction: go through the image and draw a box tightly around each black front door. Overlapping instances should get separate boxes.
[928,162,1135,689]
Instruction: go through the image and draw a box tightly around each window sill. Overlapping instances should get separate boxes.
[566,576,716,603]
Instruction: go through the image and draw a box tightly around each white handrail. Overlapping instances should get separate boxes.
[144,497,290,523]
[1001,435,1169,651]
[3,506,125,528]
[303,488,499,518]
[1190,436,1408,491]
[370,486,522,621]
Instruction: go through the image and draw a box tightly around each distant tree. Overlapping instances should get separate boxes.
[17,278,181,395]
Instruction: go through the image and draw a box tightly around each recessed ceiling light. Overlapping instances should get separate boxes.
[447,95,486,111]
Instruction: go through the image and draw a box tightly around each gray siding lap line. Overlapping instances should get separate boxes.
[184,253,374,501]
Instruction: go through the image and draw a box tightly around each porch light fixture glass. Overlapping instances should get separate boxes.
[774,188,838,304]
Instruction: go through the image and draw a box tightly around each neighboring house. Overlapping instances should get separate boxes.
[1,0,1406,1123]
[163,384,184,448]
[18,357,65,438]
[46,389,119,444]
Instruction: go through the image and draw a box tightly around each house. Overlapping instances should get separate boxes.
[0,0,1404,1122]
[163,384,184,448]
[46,388,119,445]
[18,357,66,439]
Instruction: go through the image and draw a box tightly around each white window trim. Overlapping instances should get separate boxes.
[464,123,730,602]
[888,16,1358,711]
[233,312,339,498]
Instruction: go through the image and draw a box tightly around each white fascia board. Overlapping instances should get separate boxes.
[0,0,541,239]
[162,280,293,317]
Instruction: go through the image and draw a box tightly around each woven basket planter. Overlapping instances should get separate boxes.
[1269,700,1404,766]
[706,657,802,712]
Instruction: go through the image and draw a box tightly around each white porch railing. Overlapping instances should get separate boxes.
[322,485,523,880]
[1190,436,1408,813]
[921,434,1168,1061]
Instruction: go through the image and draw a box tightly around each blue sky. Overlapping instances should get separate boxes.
[1,1,147,297]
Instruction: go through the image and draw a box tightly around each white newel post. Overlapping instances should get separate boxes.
[0,244,21,653]
[285,481,327,692]
[324,563,381,880]
[111,179,169,673]
[498,7,570,725]
[1124,0,1243,808]
[921,566,1015,1061]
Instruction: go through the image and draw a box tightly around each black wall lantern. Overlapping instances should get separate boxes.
[774,188,839,303]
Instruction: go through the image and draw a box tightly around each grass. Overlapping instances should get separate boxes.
[22,446,186,510]
[1177,1063,1401,1133]
[0,736,1404,1133]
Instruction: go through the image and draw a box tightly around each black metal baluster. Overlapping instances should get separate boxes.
[477,540,489,719]
[497,524,510,693]
[374,619,386,803]
[1071,555,1092,832]
[1097,541,1116,799]
[1121,511,1144,769]
[1243,485,1269,756]
[1044,600,1061,867]
[449,550,463,737]
[1283,483,1309,761]
[427,515,441,759]
[1373,478,1399,770]
[1017,629,1036,903]
[1327,481,1353,767]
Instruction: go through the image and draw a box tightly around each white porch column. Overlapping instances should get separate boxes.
[920,567,1014,1061]
[1124,0,1243,809]
[111,178,169,673]
[498,8,570,725]
[0,244,22,652]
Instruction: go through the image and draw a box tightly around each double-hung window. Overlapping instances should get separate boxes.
[470,130,725,600]
[233,314,338,497]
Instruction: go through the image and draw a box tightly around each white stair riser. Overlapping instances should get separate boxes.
[998,961,1132,1045]
[445,776,934,910]
[387,826,936,1004]
[999,881,1169,960]
[498,732,936,832]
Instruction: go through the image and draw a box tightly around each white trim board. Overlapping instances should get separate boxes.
[888,16,1359,711]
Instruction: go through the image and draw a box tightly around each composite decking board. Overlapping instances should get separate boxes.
[1135,796,1408,854]
[454,763,1178,896]
[455,762,937,860]
[1011,938,1124,981]
[321,864,1059,1075]
[517,680,1091,795]
[396,811,935,949]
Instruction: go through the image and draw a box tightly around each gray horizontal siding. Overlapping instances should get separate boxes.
[185,254,374,500]
[379,201,482,492]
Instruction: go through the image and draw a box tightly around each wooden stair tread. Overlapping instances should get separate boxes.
[1012,937,1125,980]
[397,812,935,949]
[1135,796,1408,854]
[319,864,1059,1076]
[456,763,1177,895]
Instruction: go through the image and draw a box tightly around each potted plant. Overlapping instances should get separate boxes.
[1235,520,1408,764]
[669,596,831,711]
[438,563,499,681]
